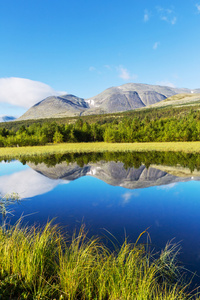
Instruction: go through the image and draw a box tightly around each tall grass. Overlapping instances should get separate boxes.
[0,221,199,299]
[0,221,60,299]
[1,141,200,160]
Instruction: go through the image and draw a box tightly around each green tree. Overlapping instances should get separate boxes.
[53,131,64,143]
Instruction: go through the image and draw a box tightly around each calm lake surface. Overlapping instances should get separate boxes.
[1,151,200,282]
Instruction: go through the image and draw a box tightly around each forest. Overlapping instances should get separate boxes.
[1,106,200,147]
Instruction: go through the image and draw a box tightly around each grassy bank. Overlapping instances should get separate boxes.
[1,141,200,159]
[0,222,198,300]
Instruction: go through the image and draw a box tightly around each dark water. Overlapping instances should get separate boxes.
[1,151,200,284]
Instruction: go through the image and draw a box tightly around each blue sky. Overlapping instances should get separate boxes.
[0,0,200,116]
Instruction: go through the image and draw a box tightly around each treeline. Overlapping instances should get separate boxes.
[1,103,200,132]
[104,112,200,142]
[0,120,104,147]
[1,110,200,146]
[6,151,200,172]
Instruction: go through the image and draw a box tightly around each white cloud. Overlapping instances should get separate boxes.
[157,183,177,190]
[161,16,167,21]
[117,66,138,81]
[156,81,176,88]
[121,191,139,204]
[122,192,133,203]
[104,65,112,70]
[196,3,200,13]
[144,9,150,22]
[0,77,65,109]
[89,66,102,75]
[156,6,177,25]
[89,66,96,71]
[171,17,177,25]
[0,168,69,199]
[118,67,130,80]
[153,42,160,50]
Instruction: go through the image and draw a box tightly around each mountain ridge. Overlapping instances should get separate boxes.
[18,83,200,121]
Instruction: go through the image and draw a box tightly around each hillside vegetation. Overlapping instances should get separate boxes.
[1,95,200,146]
[149,93,200,108]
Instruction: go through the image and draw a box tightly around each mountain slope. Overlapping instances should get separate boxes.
[18,83,199,120]
[147,93,200,109]
[18,94,88,120]
[82,83,194,115]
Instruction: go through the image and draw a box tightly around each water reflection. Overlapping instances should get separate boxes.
[0,168,68,198]
[13,150,200,172]
[1,152,200,283]
[28,161,199,190]
[1,151,200,198]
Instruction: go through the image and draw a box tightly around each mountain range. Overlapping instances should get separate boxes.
[0,116,16,123]
[18,83,200,121]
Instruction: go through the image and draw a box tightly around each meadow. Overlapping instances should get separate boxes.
[1,142,200,159]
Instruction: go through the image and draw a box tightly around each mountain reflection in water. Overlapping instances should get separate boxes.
[1,151,200,284]
[28,160,199,190]
[1,150,200,198]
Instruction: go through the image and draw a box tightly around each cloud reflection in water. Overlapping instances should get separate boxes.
[0,168,69,199]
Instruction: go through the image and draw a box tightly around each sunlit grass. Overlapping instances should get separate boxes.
[1,141,200,159]
[0,221,199,299]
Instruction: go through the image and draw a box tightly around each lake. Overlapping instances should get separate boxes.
[1,151,200,284]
